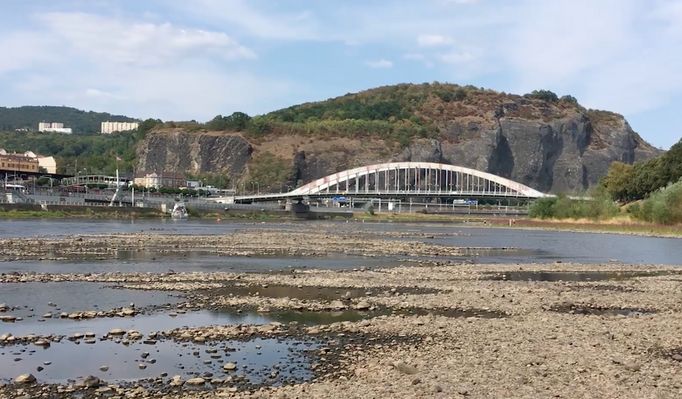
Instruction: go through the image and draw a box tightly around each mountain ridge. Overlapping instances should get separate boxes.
[137,83,662,193]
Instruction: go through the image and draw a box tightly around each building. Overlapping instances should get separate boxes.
[38,122,72,134]
[101,121,139,134]
[0,149,40,173]
[133,172,186,189]
[23,151,57,174]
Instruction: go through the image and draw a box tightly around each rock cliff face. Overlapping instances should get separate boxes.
[136,87,661,194]
[136,129,252,178]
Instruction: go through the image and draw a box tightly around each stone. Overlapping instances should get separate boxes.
[623,361,641,372]
[223,362,237,371]
[353,301,371,310]
[393,361,418,375]
[108,328,126,336]
[99,366,109,372]
[81,375,101,388]
[14,374,36,384]
[185,377,206,385]
[170,375,183,386]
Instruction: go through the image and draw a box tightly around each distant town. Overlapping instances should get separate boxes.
[33,121,140,135]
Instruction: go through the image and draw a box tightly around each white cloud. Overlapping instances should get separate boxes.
[0,32,58,73]
[172,0,320,40]
[37,12,255,67]
[439,50,475,64]
[417,34,454,47]
[0,10,288,121]
[366,59,393,69]
[84,88,123,100]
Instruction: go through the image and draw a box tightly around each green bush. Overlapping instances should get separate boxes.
[529,192,619,220]
[631,179,682,224]
[524,90,559,102]
[528,197,558,219]
[602,138,682,202]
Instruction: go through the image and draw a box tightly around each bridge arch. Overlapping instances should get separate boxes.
[289,162,547,198]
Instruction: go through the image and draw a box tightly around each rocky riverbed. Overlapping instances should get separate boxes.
[1,226,682,398]
[0,228,511,261]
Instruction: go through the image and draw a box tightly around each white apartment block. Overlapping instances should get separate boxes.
[101,121,139,134]
[38,122,72,134]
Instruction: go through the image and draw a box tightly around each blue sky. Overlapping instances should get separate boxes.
[0,0,681,149]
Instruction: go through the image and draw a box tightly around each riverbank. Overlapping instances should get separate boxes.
[2,203,681,238]
[2,260,681,398]
[353,212,682,238]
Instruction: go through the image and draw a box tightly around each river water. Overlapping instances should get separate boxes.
[0,219,680,266]
[0,218,680,387]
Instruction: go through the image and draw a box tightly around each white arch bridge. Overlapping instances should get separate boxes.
[235,162,548,203]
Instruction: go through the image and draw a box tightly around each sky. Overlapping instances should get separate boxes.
[0,0,681,149]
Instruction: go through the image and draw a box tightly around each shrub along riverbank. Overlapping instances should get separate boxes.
[530,136,682,226]
[529,179,682,225]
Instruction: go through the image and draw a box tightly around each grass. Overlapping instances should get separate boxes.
[356,211,682,237]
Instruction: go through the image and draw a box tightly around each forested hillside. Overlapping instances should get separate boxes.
[0,106,138,134]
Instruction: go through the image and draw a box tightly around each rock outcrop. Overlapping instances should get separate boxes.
[136,129,252,178]
[135,86,661,193]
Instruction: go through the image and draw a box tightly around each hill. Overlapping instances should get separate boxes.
[138,83,661,193]
[0,105,138,134]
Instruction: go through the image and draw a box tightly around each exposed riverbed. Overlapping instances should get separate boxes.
[0,219,681,398]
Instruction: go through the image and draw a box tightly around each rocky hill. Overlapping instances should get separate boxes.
[136,83,661,193]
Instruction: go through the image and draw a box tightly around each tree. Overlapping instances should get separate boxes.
[601,162,634,201]
[206,112,252,131]
[524,90,559,102]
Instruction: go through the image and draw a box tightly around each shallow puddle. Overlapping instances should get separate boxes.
[549,304,655,317]
[0,282,181,321]
[209,284,440,301]
[399,307,506,319]
[1,253,401,274]
[485,270,672,282]
[0,336,316,386]
[267,309,388,325]
[1,310,273,338]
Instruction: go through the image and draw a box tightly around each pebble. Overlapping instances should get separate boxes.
[14,374,36,384]
[393,361,418,375]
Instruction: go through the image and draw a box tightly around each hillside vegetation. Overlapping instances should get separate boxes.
[249,84,586,144]
[153,83,590,146]
[0,106,138,134]
[531,138,682,224]
[0,119,160,174]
